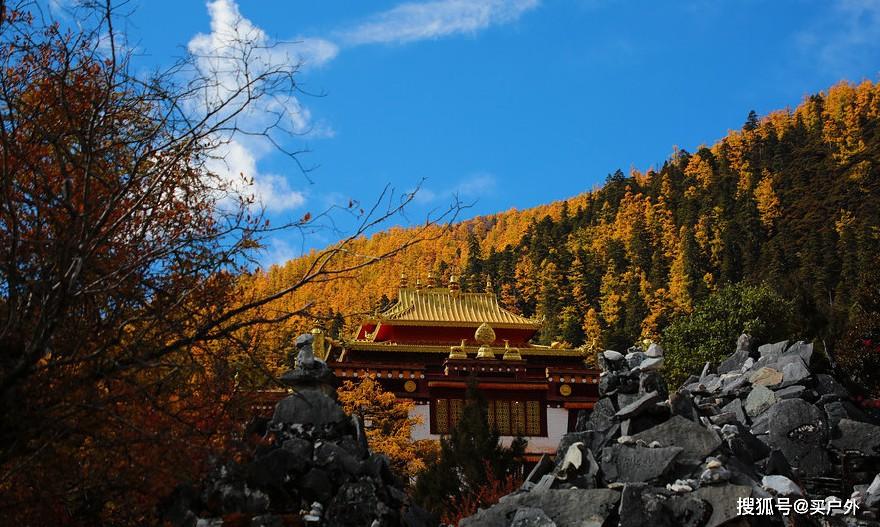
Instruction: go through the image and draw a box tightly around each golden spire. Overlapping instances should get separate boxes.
[426,270,438,288]
[485,276,493,293]
[415,277,423,290]
[399,272,409,289]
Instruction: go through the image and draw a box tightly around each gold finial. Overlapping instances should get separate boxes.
[426,271,438,288]
[448,338,468,360]
[476,344,496,360]
[485,276,493,293]
[399,272,409,289]
[502,339,522,361]
[448,272,460,294]
[415,277,423,290]
[311,326,327,360]
[474,322,496,345]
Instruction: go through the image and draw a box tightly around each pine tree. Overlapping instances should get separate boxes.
[413,381,526,520]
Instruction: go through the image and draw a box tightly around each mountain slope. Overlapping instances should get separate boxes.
[245,80,880,354]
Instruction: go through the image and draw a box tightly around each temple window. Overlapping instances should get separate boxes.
[431,398,544,436]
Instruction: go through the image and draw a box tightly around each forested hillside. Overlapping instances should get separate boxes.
[244,80,880,359]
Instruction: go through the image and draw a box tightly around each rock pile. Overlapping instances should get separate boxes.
[462,337,880,527]
[162,333,433,527]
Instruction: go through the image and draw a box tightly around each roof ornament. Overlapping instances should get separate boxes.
[448,271,460,295]
[399,272,409,289]
[502,339,522,361]
[448,338,468,360]
[415,277,423,290]
[426,271,438,288]
[474,322,496,345]
[485,276,494,293]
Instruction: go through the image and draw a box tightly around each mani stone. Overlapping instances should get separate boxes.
[830,419,880,456]
[646,343,664,358]
[600,444,683,483]
[784,341,813,365]
[745,384,777,417]
[631,415,722,461]
[766,399,829,477]
[459,489,621,527]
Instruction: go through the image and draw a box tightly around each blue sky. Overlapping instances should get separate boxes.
[60,0,880,265]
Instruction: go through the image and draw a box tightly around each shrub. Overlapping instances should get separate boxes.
[661,283,796,387]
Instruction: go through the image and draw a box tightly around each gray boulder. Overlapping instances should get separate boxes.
[631,415,721,462]
[692,484,752,527]
[600,444,683,483]
[830,419,880,456]
[745,384,777,417]
[459,489,621,527]
[510,507,557,527]
[766,399,829,476]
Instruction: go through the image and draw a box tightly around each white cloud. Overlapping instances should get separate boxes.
[206,140,306,213]
[188,0,334,213]
[796,0,880,76]
[340,0,539,45]
[414,172,497,204]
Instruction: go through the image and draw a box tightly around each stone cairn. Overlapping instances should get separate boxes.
[462,337,880,527]
[162,333,434,527]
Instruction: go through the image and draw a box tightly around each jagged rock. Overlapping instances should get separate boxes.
[718,349,750,375]
[614,391,662,421]
[603,350,624,362]
[669,389,697,421]
[866,474,880,509]
[763,449,795,480]
[830,418,880,456]
[781,358,811,384]
[631,415,722,462]
[773,384,806,400]
[758,340,789,361]
[525,454,555,485]
[582,398,616,432]
[784,341,813,364]
[646,343,664,358]
[766,399,829,476]
[724,422,770,463]
[691,484,752,527]
[638,356,664,371]
[617,483,706,527]
[272,390,348,428]
[510,507,557,527]
[745,384,777,417]
[625,351,646,369]
[749,367,783,387]
[600,444,683,483]
[762,475,803,496]
[325,479,387,527]
[282,437,313,461]
[815,374,849,398]
[555,431,605,461]
[823,400,869,428]
[720,398,748,424]
[459,489,621,527]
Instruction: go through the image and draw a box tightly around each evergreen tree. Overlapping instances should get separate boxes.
[413,380,526,520]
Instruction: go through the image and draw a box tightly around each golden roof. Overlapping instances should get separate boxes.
[376,287,541,329]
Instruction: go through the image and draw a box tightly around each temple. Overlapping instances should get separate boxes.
[323,272,601,459]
